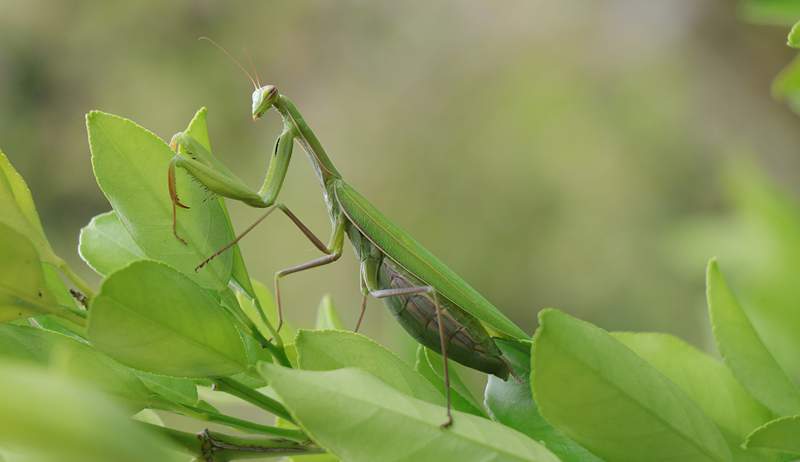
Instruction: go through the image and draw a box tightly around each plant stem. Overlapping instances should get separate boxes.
[174,403,307,442]
[212,377,294,424]
[250,322,291,367]
[139,422,323,461]
[57,260,95,300]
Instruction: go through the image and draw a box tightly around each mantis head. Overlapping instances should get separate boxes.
[252,85,278,120]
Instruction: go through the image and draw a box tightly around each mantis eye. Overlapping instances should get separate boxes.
[252,85,278,119]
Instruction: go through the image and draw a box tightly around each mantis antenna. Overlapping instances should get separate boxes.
[243,47,262,88]
[198,36,258,90]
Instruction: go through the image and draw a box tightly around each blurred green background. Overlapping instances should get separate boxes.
[2,1,800,359]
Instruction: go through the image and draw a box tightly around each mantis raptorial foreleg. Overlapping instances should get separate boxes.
[369,286,453,428]
[168,125,296,243]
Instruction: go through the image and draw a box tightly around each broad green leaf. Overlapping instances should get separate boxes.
[0,223,57,322]
[88,260,247,377]
[615,332,774,440]
[745,416,800,454]
[532,308,731,462]
[707,260,800,416]
[0,362,181,462]
[485,338,603,462]
[295,330,442,405]
[260,364,559,462]
[421,347,486,416]
[0,324,153,409]
[79,211,145,276]
[0,149,58,264]
[86,110,233,290]
[616,332,779,462]
[414,345,485,416]
[315,294,344,330]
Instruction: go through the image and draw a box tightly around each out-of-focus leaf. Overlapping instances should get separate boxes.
[414,345,484,416]
[0,324,153,410]
[707,260,800,416]
[0,362,182,462]
[738,0,800,25]
[0,149,58,264]
[485,338,602,462]
[86,110,233,290]
[0,223,57,322]
[745,416,800,454]
[260,364,559,462]
[295,330,442,405]
[315,294,344,330]
[79,211,145,277]
[616,332,778,461]
[772,56,800,113]
[532,308,730,462]
[88,261,247,377]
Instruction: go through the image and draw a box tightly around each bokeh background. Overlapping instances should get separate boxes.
[2,1,800,369]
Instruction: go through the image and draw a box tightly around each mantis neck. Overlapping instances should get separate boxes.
[274,96,341,192]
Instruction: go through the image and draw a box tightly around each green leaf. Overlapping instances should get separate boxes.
[485,338,602,462]
[236,279,293,342]
[0,324,154,409]
[79,211,145,276]
[315,294,344,330]
[772,56,800,114]
[414,345,484,417]
[260,364,560,462]
[0,149,58,264]
[738,0,800,25]
[86,110,233,290]
[615,332,774,440]
[295,330,442,405]
[0,362,182,462]
[745,416,800,454]
[789,20,800,48]
[532,308,731,462]
[135,371,198,407]
[420,347,486,417]
[0,223,57,322]
[707,259,800,416]
[88,260,248,377]
[616,332,779,462]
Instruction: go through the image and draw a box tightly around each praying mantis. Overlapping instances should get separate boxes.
[168,46,528,427]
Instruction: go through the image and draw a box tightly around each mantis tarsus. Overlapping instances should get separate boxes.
[168,51,527,427]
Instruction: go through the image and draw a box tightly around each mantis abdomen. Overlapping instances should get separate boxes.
[374,254,511,380]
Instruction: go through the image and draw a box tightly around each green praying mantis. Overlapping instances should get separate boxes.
[167,44,528,427]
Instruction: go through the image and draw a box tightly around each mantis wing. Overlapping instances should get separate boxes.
[333,180,527,339]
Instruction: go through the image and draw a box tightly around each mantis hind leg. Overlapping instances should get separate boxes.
[369,286,454,428]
